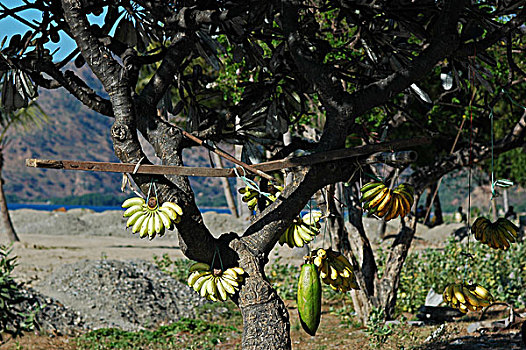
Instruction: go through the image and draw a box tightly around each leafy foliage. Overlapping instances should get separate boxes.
[76,318,240,350]
[153,254,195,284]
[365,308,393,348]
[392,238,526,314]
[0,245,39,343]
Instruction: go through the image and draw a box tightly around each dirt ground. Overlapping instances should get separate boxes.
[1,209,523,349]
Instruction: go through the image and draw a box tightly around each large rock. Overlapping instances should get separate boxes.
[35,259,208,331]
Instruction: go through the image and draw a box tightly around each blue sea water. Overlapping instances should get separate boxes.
[7,203,233,214]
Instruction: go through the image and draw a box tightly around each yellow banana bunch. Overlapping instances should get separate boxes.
[472,217,518,250]
[187,262,245,302]
[443,282,494,313]
[311,248,359,292]
[360,182,414,221]
[279,211,322,248]
[122,196,183,240]
[238,184,284,210]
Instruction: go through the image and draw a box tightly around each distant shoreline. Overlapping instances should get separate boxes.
[7,203,233,214]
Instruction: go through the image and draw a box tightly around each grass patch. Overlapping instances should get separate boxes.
[76,318,240,350]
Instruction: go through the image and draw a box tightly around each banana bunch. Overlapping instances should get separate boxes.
[187,262,245,302]
[311,248,359,292]
[472,217,518,250]
[360,182,414,221]
[279,211,323,248]
[443,282,494,313]
[238,184,283,210]
[122,196,183,239]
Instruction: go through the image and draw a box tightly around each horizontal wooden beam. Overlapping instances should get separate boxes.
[26,137,429,177]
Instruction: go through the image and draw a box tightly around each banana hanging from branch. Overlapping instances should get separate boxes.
[238,183,283,210]
[122,196,183,240]
[443,282,494,313]
[279,211,323,248]
[310,248,359,293]
[360,182,414,221]
[187,262,245,302]
[472,217,518,250]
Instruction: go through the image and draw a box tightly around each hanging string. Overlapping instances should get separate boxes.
[209,247,224,271]
[210,247,217,269]
[233,166,272,199]
[147,179,158,200]
[489,108,496,200]
[215,246,224,271]
[462,49,477,280]
[502,88,526,110]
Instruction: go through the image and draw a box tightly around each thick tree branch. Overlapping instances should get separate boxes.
[61,0,222,264]
[343,0,465,127]
[454,4,526,58]
[139,37,192,107]
[37,61,113,116]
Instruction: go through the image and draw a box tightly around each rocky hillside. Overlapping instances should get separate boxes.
[3,66,229,206]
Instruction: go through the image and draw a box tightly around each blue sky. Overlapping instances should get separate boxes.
[0,0,106,61]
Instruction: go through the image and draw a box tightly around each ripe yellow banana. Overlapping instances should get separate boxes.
[444,282,493,313]
[471,284,493,302]
[361,184,386,202]
[383,198,399,221]
[132,213,148,233]
[368,188,389,209]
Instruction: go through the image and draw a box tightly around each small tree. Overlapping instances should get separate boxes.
[0,104,47,242]
[1,1,525,348]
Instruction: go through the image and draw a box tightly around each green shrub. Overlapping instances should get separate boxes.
[153,253,195,283]
[0,245,40,343]
[393,238,526,314]
[76,318,239,350]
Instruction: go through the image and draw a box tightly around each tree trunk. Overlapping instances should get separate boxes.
[0,151,19,242]
[212,153,238,218]
[433,189,443,225]
[231,239,291,350]
[344,182,421,323]
[344,182,379,324]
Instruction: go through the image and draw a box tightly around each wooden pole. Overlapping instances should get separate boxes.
[26,137,429,177]
[181,129,274,181]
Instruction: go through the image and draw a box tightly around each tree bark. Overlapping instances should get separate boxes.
[433,187,444,226]
[230,239,291,350]
[0,151,19,242]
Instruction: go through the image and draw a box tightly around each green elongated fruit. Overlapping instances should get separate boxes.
[360,184,386,202]
[360,182,383,193]
[297,263,322,336]
[189,262,211,273]
[123,205,143,217]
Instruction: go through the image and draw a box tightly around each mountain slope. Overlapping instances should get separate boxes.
[3,66,227,206]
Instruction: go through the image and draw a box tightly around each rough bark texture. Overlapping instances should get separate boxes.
[20,0,523,344]
[230,239,291,349]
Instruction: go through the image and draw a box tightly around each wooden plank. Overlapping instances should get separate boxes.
[26,137,430,177]
[25,158,236,177]
[181,129,274,181]
[252,137,428,172]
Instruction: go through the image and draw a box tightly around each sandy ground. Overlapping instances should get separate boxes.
[0,208,464,286]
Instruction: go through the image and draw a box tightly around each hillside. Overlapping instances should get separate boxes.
[3,67,523,211]
[3,66,228,207]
